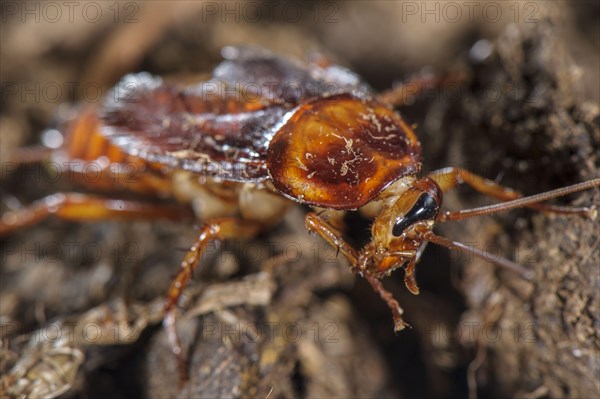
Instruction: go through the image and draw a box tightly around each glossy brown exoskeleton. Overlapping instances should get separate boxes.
[2,46,598,380]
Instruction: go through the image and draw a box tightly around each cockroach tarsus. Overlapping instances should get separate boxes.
[1,46,598,382]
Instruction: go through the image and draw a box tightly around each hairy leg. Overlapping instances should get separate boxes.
[163,217,262,382]
[427,167,597,221]
[0,192,191,236]
[305,212,409,331]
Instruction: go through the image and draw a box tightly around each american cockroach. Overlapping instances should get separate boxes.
[1,46,598,380]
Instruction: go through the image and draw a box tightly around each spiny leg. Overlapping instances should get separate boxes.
[403,258,419,295]
[428,166,523,198]
[378,71,466,108]
[363,274,409,332]
[305,212,358,264]
[163,218,262,383]
[427,167,597,221]
[305,212,409,331]
[0,193,192,236]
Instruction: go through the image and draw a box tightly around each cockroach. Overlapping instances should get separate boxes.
[1,46,598,380]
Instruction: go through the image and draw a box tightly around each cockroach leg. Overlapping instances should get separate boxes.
[363,274,409,332]
[304,212,358,266]
[162,217,262,383]
[428,167,598,221]
[403,258,420,295]
[378,71,467,108]
[311,208,347,232]
[0,193,192,236]
[305,212,409,331]
[428,167,524,197]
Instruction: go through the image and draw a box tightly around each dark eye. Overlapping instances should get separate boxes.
[392,193,439,237]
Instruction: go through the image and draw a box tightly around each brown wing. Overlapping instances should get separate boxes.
[99,48,371,182]
[212,46,371,103]
[100,73,288,182]
[266,94,422,210]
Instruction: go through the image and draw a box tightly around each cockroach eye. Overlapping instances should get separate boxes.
[392,192,439,237]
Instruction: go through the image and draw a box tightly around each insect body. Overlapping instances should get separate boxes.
[2,46,598,379]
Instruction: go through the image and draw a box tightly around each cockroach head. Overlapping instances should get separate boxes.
[372,177,443,253]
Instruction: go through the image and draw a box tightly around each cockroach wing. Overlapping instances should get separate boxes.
[212,46,371,104]
[100,73,289,182]
[267,94,422,210]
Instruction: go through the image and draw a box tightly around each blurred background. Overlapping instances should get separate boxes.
[1,1,599,398]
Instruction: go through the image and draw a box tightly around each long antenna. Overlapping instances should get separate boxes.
[423,232,534,280]
[438,178,600,222]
